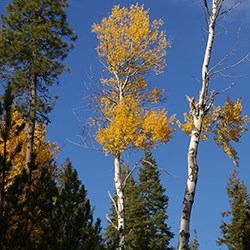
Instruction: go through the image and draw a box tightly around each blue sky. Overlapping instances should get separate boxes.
[1,0,250,249]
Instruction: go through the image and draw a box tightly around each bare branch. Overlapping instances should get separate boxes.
[214,82,235,96]
[210,52,249,77]
[108,191,119,217]
[205,89,215,113]
[208,29,240,74]
[219,72,242,79]
[122,162,139,189]
[141,159,178,178]
[219,0,244,18]
[203,0,211,16]
[66,137,102,151]
[106,214,118,231]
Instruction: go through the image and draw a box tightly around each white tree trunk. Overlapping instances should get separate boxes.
[178,1,218,249]
[114,153,125,250]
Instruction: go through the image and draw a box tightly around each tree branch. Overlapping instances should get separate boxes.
[108,191,119,220]
[122,162,138,189]
[106,214,118,231]
[203,0,211,16]
[210,52,249,77]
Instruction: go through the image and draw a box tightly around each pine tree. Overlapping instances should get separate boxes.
[105,166,147,250]
[0,83,21,250]
[138,150,174,250]
[124,167,149,250]
[49,158,104,250]
[5,159,58,250]
[0,94,59,249]
[104,198,119,250]
[105,153,174,250]
[0,0,76,170]
[189,229,199,250]
[218,169,250,249]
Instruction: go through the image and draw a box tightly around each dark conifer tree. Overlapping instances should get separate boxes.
[0,84,58,249]
[105,197,119,250]
[218,169,250,249]
[124,167,149,250]
[105,166,148,250]
[138,150,174,250]
[105,153,174,250]
[189,229,199,250]
[49,158,104,250]
[0,0,77,170]
[5,160,58,250]
[0,83,19,250]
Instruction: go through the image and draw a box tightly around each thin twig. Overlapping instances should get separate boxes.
[211,52,249,77]
[208,29,240,75]
[203,0,211,16]
[122,162,139,189]
[106,214,118,231]
[141,159,178,179]
[219,0,243,17]
[214,82,235,96]
[108,191,118,215]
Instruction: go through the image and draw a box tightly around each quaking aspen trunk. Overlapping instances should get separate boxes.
[178,1,218,249]
[114,153,125,250]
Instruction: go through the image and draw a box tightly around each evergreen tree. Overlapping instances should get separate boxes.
[0,0,76,170]
[5,159,58,250]
[104,198,119,250]
[49,158,104,250]
[0,86,60,250]
[218,169,250,249]
[139,150,174,250]
[0,83,21,250]
[105,153,174,250]
[105,166,148,250]
[124,167,149,250]
[189,229,199,250]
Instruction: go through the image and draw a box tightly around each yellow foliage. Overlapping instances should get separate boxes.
[177,112,212,141]
[92,3,169,89]
[0,109,59,187]
[213,97,248,166]
[177,97,249,166]
[96,96,141,154]
[96,96,175,155]
[93,4,174,156]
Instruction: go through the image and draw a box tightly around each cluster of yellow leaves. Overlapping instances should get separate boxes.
[177,97,249,166]
[92,4,174,156]
[213,97,249,166]
[0,108,59,245]
[176,112,213,141]
[0,109,59,187]
[92,4,169,78]
[96,96,175,155]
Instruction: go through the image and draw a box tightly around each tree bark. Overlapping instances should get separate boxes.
[178,1,218,249]
[114,153,125,250]
[25,75,37,173]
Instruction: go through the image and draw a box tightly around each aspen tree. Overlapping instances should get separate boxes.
[176,1,249,249]
[92,4,175,249]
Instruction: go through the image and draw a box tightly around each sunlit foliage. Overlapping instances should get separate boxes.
[177,97,249,165]
[0,107,59,187]
[96,95,174,155]
[92,4,168,76]
[92,4,175,156]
